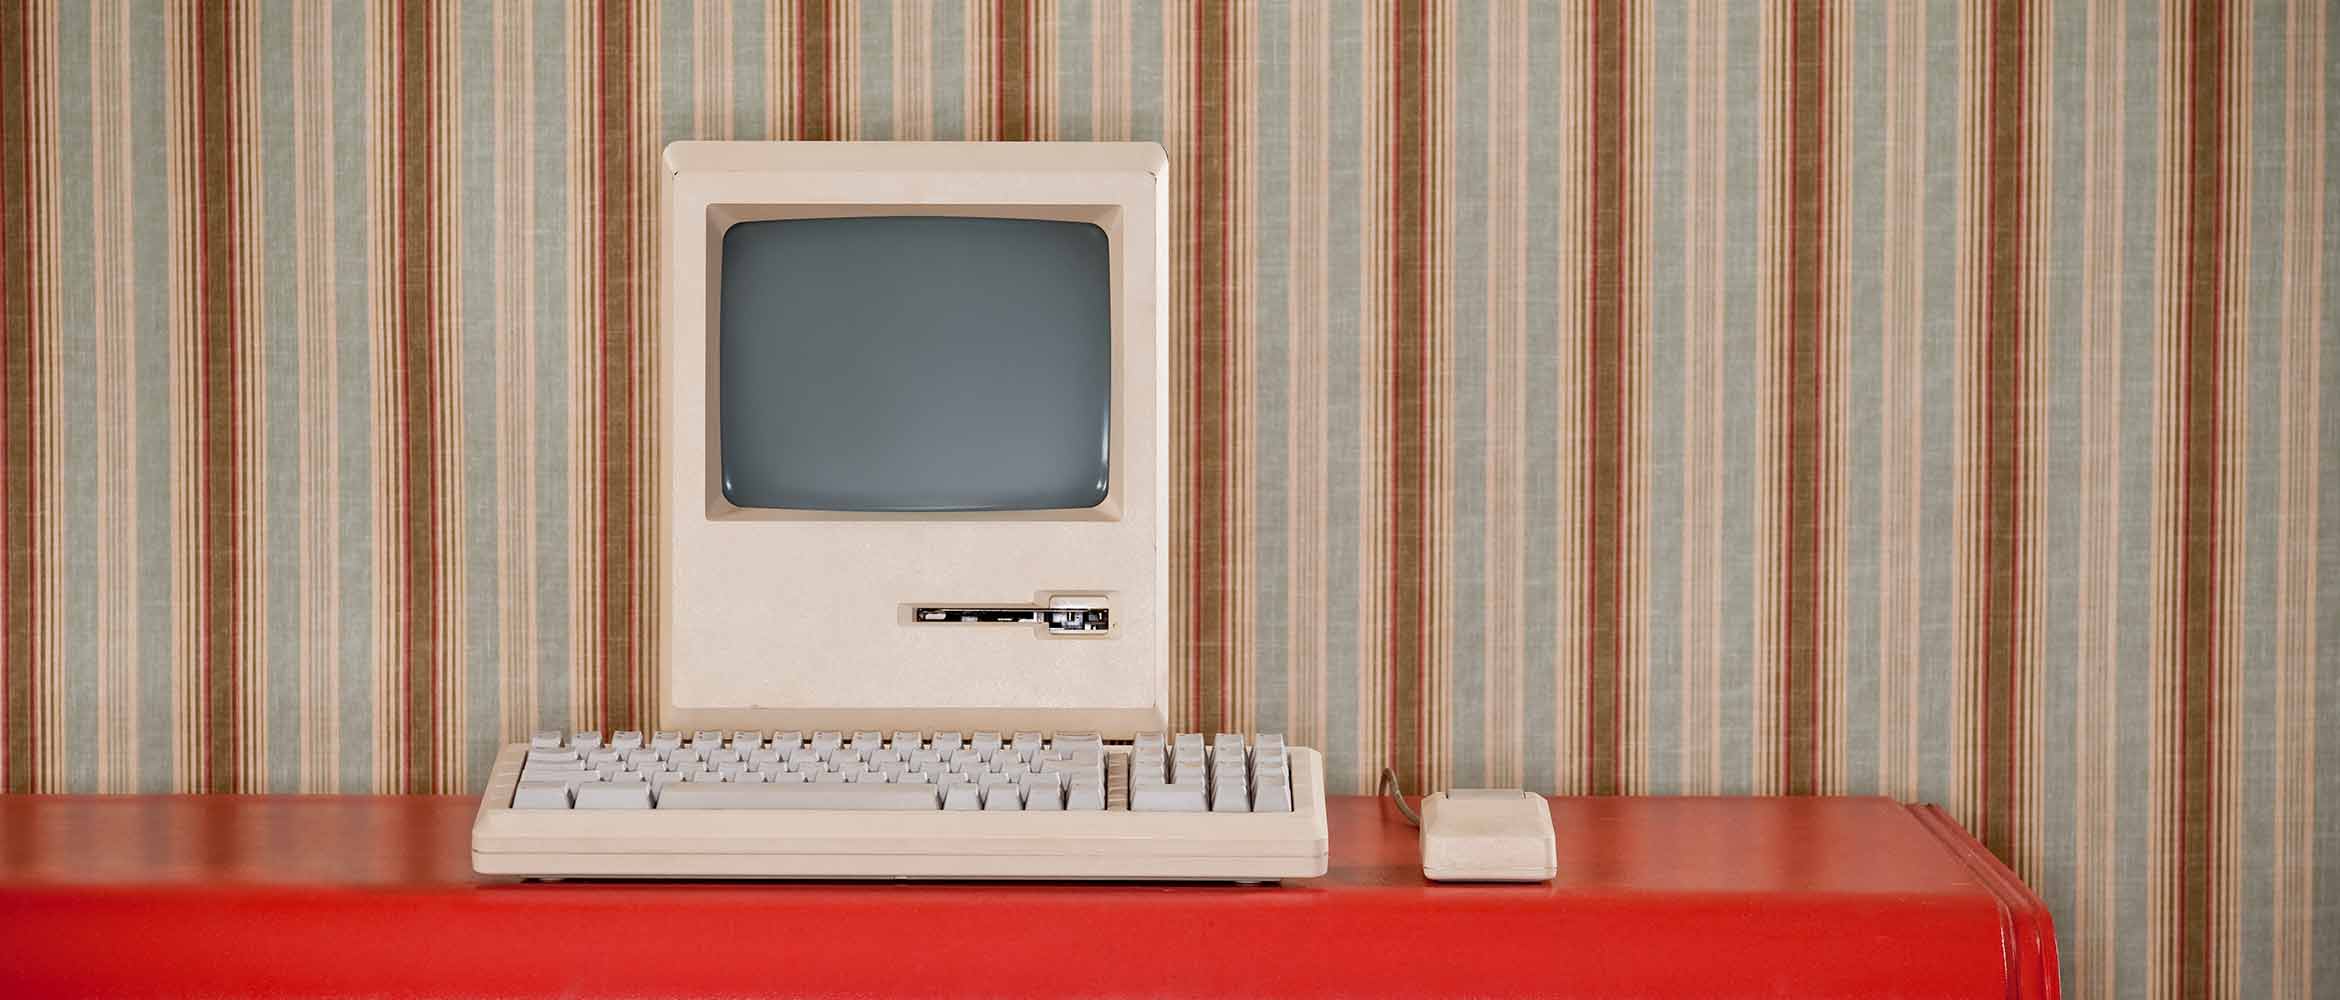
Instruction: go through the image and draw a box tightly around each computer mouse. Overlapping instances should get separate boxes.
[1419,788,1557,882]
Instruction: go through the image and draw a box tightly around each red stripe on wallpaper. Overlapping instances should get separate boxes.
[1384,1,1434,786]
[1776,0,1831,797]
[2175,2,2229,994]
[391,0,442,793]
[1581,0,1632,797]
[1975,0,2031,866]
[0,0,37,794]
[1182,0,1235,734]
[796,0,835,140]
[591,0,643,732]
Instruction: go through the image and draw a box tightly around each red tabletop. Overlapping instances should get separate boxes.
[0,794,2056,999]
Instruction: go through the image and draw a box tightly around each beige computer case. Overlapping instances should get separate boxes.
[658,141,1171,738]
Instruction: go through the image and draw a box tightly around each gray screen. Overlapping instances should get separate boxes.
[718,216,1112,511]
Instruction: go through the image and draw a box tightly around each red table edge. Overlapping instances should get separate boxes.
[0,795,2063,998]
[1908,803,2061,1000]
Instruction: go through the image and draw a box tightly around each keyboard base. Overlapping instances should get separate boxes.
[474,853,1322,882]
[470,743,1331,882]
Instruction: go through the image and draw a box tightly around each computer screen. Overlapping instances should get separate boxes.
[718,215,1113,512]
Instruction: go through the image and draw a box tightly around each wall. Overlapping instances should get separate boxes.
[1,1,2335,996]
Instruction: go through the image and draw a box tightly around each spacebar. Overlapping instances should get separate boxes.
[654,782,940,810]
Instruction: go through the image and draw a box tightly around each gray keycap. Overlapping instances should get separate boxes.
[1253,778,1293,813]
[1129,749,1167,784]
[1171,748,1207,782]
[1130,783,1210,812]
[511,782,574,809]
[1210,784,1251,812]
[575,781,653,809]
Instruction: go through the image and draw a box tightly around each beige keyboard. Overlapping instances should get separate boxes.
[471,729,1329,881]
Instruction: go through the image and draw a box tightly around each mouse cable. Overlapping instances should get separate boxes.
[1377,766,1421,827]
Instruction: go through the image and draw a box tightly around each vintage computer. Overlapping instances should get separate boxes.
[470,141,1329,880]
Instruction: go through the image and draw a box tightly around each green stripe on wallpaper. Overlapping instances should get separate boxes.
[51,0,93,797]
[0,2,2336,996]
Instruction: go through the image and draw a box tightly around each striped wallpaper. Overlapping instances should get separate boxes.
[0,1,2334,995]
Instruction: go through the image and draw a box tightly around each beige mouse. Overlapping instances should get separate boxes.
[1419,788,1557,882]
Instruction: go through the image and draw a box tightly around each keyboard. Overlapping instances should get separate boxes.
[471,728,1329,881]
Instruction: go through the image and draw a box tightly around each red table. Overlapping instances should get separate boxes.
[0,794,2056,998]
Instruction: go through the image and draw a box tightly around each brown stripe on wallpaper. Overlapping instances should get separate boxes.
[793,0,837,140]
[1580,0,1634,798]
[991,0,1029,142]
[0,2,2334,997]
[1178,0,1238,738]
[1381,0,1435,793]
[590,0,650,740]
[1776,0,1830,798]
[390,0,442,795]
[190,0,244,795]
[2173,3,2230,997]
[0,0,41,794]
[1974,0,2033,863]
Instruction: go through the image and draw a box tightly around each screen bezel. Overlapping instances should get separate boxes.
[701,203,1127,524]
